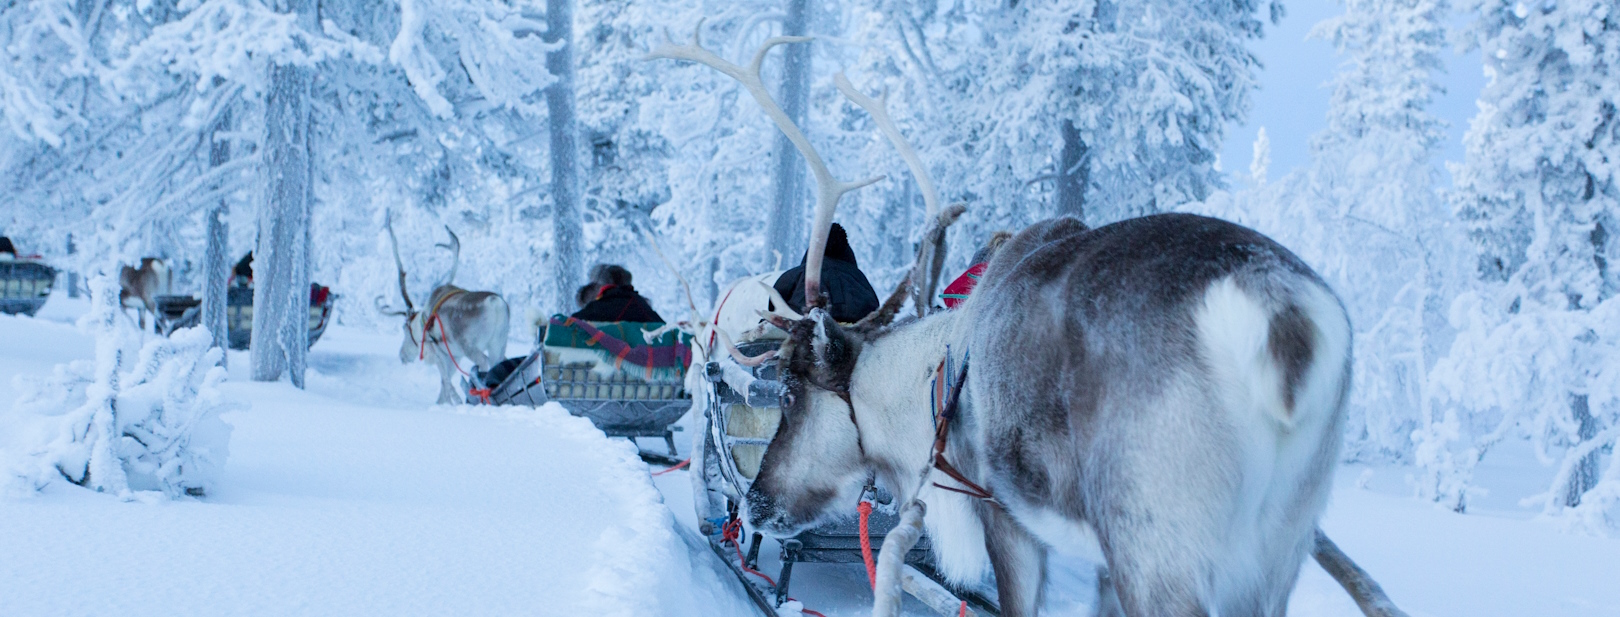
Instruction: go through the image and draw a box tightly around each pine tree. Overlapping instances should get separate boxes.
[1447,0,1620,518]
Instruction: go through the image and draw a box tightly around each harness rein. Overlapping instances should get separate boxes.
[417,289,472,374]
[927,354,998,505]
[838,348,998,507]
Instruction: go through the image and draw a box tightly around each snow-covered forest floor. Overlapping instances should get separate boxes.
[1,290,1616,616]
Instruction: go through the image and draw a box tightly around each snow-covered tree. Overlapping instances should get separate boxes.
[855,0,1275,230]
[11,276,236,499]
[1190,0,1465,489]
[546,0,585,314]
[1307,0,1466,479]
[252,0,318,386]
[1443,0,1620,526]
[768,0,814,259]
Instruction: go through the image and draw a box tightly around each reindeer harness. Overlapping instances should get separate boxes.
[926,350,998,506]
[416,289,466,365]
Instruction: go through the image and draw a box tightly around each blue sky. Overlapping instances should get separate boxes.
[1219,0,1489,186]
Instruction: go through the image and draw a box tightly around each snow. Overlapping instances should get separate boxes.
[0,292,754,616]
[5,286,1620,616]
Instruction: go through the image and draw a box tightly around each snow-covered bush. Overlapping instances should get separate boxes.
[13,276,236,498]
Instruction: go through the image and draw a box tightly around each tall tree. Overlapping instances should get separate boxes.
[204,106,233,362]
[547,0,584,312]
[251,0,316,387]
[843,0,1274,238]
[1444,0,1620,517]
[766,0,813,259]
[1308,0,1463,486]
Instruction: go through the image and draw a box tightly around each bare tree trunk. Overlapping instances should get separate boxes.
[203,107,232,364]
[1563,393,1599,507]
[1056,119,1088,221]
[546,0,583,314]
[765,0,812,259]
[66,234,79,298]
[251,0,314,387]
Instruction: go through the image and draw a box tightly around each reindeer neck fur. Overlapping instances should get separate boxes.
[844,307,996,584]
[846,309,966,496]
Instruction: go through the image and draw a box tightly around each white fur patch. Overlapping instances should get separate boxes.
[1196,277,1292,427]
[1016,507,1105,562]
[919,485,990,584]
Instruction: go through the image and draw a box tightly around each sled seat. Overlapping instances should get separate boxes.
[474,316,693,453]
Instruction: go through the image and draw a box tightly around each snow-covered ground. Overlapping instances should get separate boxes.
[4,291,1619,616]
[0,293,753,617]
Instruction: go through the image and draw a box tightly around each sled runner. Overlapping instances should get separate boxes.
[696,339,1000,616]
[0,259,56,317]
[467,316,691,461]
[153,284,335,349]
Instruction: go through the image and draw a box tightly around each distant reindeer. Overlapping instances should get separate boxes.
[120,257,171,332]
[658,26,1358,617]
[379,214,510,405]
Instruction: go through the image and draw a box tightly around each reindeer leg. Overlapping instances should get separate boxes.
[433,355,461,405]
[1093,565,1125,617]
[983,506,1047,617]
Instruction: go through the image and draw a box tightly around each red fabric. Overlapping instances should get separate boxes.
[309,285,330,305]
[940,263,987,309]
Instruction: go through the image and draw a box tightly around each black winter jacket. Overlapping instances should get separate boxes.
[772,258,879,323]
[572,284,665,323]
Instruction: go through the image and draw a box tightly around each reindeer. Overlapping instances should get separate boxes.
[656,26,1373,617]
[380,213,511,405]
[120,257,172,332]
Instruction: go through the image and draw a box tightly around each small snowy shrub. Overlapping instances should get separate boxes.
[17,275,237,498]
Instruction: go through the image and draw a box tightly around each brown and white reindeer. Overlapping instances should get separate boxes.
[120,257,172,331]
[656,22,1398,617]
[379,213,510,405]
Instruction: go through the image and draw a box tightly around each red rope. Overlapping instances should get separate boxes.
[721,519,776,586]
[856,498,968,616]
[857,499,876,590]
[650,457,690,476]
[435,319,472,378]
[719,518,827,617]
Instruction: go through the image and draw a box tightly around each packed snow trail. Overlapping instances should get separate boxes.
[0,309,754,617]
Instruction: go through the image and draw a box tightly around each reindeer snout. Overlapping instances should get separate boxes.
[744,487,804,537]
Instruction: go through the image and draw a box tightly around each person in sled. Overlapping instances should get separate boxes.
[772,222,879,322]
[231,252,254,287]
[572,264,664,323]
[939,231,1012,309]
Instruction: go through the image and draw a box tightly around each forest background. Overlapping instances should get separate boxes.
[2,0,1617,531]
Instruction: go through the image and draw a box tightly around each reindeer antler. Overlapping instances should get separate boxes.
[436,226,461,287]
[384,210,415,316]
[649,20,884,309]
[834,73,938,220]
[835,73,963,318]
[637,221,708,327]
[717,329,777,367]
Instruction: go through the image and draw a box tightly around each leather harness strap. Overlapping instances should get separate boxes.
[836,390,867,459]
[929,358,999,505]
